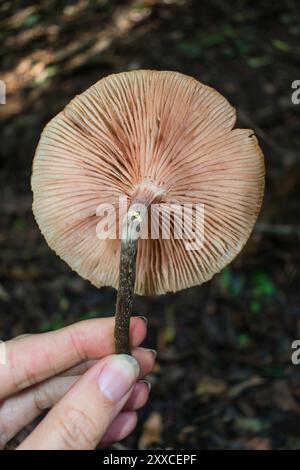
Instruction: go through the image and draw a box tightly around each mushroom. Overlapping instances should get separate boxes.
[31,70,265,354]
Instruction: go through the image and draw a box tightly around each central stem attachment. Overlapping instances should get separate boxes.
[114,181,166,354]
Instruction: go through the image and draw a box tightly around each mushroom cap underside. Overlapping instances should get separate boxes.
[32,70,265,295]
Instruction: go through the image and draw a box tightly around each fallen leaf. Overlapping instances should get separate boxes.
[228,375,265,398]
[138,412,163,450]
[235,416,268,433]
[196,376,228,396]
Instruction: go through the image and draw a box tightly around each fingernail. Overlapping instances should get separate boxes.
[149,349,157,358]
[138,316,148,324]
[136,347,157,358]
[135,346,157,359]
[141,379,152,391]
[98,355,139,402]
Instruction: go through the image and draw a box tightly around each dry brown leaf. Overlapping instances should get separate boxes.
[228,375,265,399]
[138,412,163,450]
[196,376,228,396]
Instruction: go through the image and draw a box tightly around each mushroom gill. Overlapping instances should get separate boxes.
[32,70,265,298]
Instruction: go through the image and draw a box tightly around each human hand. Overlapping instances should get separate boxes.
[0,316,155,449]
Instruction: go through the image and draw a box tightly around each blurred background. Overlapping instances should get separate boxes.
[1,0,300,450]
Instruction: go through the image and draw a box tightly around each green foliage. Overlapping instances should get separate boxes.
[268,366,285,379]
[247,56,271,68]
[238,333,252,348]
[234,38,252,57]
[235,416,268,433]
[39,308,109,332]
[222,24,236,38]
[271,38,290,51]
[176,40,204,59]
[250,300,261,314]
[39,314,66,332]
[251,271,276,298]
[221,47,236,59]
[132,0,148,11]
[24,13,41,28]
[13,217,26,231]
[176,23,259,62]
[200,33,225,49]
[176,31,226,59]
[34,66,58,86]
[79,309,107,320]
[218,267,244,296]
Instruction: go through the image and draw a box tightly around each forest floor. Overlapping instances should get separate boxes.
[1,0,300,449]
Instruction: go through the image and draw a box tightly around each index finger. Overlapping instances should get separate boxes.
[0,316,147,400]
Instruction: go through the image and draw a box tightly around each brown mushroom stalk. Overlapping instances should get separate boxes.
[115,207,140,354]
[116,181,165,353]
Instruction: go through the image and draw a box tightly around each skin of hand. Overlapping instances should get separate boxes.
[0,316,155,450]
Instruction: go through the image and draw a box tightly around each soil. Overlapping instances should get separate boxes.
[1,0,300,450]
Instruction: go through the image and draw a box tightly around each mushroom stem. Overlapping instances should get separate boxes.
[115,181,165,354]
[115,207,141,354]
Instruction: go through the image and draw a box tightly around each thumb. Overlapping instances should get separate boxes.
[18,354,140,450]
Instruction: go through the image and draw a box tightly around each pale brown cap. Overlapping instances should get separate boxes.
[32,70,265,295]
